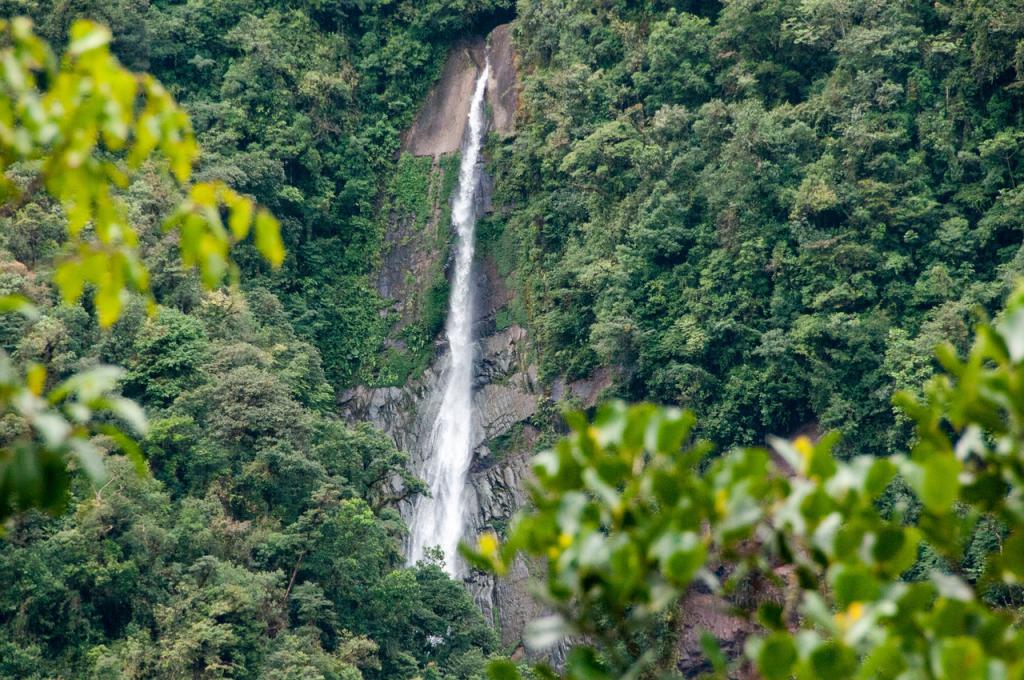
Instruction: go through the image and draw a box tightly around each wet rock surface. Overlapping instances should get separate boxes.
[340,321,542,639]
[402,23,517,158]
[403,39,485,158]
[486,23,518,137]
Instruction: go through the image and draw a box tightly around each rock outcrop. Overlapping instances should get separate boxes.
[403,39,485,158]
[486,23,518,138]
[402,24,518,158]
[341,316,543,641]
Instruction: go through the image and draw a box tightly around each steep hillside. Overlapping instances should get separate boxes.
[3,1,1024,678]
[347,0,1024,661]
[486,0,1024,459]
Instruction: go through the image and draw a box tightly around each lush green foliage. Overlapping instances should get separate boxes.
[370,152,461,387]
[0,0,513,388]
[0,285,498,678]
[490,0,1024,458]
[6,1,1024,678]
[0,17,282,521]
[475,285,1024,679]
[0,13,500,679]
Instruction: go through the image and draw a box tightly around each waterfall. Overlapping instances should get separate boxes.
[407,57,491,576]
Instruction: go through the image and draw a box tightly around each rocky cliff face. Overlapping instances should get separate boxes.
[402,24,518,159]
[342,320,546,647]
[375,24,518,341]
[342,22,549,648]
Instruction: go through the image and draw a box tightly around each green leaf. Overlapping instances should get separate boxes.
[864,457,897,498]
[919,454,961,514]
[645,406,692,454]
[997,306,1024,362]
[487,660,522,680]
[564,647,612,680]
[228,196,253,239]
[97,425,147,476]
[752,633,797,680]
[33,412,70,447]
[525,615,570,651]
[757,602,785,631]
[930,571,974,602]
[67,20,111,56]
[0,294,38,319]
[95,281,124,328]
[700,631,727,673]
[830,564,880,609]
[69,439,107,484]
[254,209,284,267]
[808,640,856,679]
[995,530,1024,582]
[109,397,148,435]
[934,637,985,680]
[859,639,906,679]
[650,531,705,586]
[871,527,906,564]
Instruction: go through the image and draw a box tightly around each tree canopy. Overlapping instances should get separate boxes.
[485,0,1024,461]
[0,16,281,521]
[0,14,497,680]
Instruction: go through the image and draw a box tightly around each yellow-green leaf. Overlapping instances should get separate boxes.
[254,209,284,267]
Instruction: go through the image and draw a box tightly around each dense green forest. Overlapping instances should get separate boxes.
[1,0,1024,678]
[0,1,508,677]
[3,0,512,390]
[0,294,498,677]
[488,0,1024,458]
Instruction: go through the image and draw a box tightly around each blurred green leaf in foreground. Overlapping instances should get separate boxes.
[473,285,1024,679]
[0,17,282,523]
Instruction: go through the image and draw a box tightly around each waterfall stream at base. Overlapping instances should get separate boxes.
[406,57,491,577]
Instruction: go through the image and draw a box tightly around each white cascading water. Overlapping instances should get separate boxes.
[407,57,491,576]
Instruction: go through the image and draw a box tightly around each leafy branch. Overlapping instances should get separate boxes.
[0,18,284,523]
